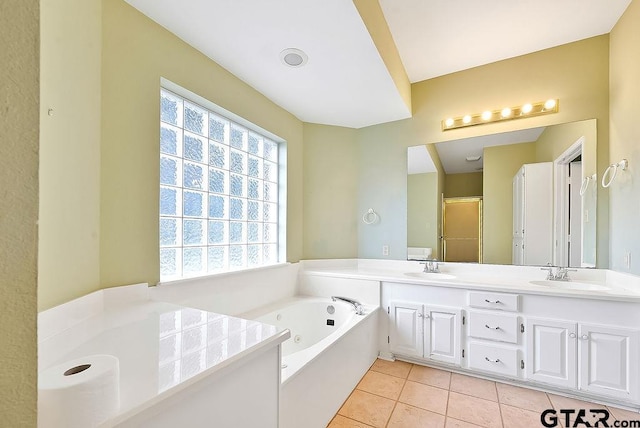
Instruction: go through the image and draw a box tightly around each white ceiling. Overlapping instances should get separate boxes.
[434,127,546,174]
[379,0,631,83]
[408,145,437,174]
[125,0,411,129]
[126,0,630,128]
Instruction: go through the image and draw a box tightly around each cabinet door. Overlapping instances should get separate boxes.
[579,324,639,401]
[424,306,461,365]
[526,317,577,389]
[389,301,423,358]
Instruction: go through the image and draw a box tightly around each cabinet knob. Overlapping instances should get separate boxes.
[581,334,589,340]
[417,313,424,318]
[569,333,576,339]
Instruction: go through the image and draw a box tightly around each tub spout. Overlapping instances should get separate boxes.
[331,296,365,315]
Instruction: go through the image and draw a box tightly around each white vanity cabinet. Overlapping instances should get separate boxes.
[512,162,553,266]
[526,317,640,401]
[389,301,462,365]
[465,291,524,379]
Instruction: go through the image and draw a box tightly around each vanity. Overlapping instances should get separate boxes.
[299,259,640,410]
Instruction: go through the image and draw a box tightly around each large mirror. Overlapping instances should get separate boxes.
[407,119,598,267]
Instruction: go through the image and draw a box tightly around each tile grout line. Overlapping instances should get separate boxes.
[494,381,505,428]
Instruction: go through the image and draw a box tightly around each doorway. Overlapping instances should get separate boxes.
[554,137,584,267]
[442,197,483,263]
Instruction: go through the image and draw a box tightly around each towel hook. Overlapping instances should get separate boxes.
[362,208,379,225]
[602,159,628,188]
[579,173,597,196]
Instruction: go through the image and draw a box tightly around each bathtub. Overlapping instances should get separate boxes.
[243,296,379,428]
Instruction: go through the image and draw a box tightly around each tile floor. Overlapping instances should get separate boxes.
[328,359,640,428]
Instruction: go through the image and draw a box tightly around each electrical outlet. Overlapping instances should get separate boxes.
[382,245,389,256]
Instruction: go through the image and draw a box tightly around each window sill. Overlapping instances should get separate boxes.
[157,262,291,287]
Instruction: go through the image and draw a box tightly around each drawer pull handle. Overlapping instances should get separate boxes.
[485,324,501,330]
[484,299,501,304]
[485,357,501,363]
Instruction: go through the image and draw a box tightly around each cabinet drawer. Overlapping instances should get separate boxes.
[469,312,519,344]
[468,292,519,312]
[468,341,519,378]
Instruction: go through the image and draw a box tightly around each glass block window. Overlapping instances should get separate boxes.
[160,88,279,280]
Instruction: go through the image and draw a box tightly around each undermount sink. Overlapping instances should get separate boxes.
[404,272,456,280]
[529,280,610,291]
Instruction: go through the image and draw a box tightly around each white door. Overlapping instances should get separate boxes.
[389,301,423,358]
[513,171,524,239]
[513,237,524,266]
[526,318,577,388]
[424,306,461,365]
[579,324,639,401]
[569,162,582,267]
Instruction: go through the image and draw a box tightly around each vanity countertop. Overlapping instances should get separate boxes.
[299,259,640,302]
[38,284,290,426]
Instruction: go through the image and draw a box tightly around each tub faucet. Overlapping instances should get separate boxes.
[331,296,365,315]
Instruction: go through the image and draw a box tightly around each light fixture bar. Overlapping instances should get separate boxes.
[442,99,559,131]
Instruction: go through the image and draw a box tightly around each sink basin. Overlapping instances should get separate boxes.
[529,280,610,291]
[404,272,456,280]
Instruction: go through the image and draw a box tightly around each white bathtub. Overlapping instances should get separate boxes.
[243,296,379,428]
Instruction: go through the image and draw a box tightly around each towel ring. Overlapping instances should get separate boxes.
[579,174,597,196]
[362,208,379,225]
[602,159,628,188]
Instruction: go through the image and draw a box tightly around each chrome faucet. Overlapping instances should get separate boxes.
[540,264,578,281]
[421,259,440,273]
[331,296,365,315]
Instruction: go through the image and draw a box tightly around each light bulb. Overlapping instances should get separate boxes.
[481,111,492,121]
[521,103,533,114]
[445,118,454,127]
[501,107,512,118]
[463,115,472,124]
[544,99,556,110]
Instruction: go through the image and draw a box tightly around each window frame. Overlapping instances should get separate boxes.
[159,78,286,282]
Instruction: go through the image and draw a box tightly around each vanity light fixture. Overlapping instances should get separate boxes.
[441,98,559,131]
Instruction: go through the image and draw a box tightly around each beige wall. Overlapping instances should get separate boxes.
[303,123,358,258]
[0,0,39,424]
[407,173,438,249]
[39,0,102,310]
[610,0,640,274]
[357,35,610,264]
[444,172,483,198]
[482,143,537,264]
[100,0,304,288]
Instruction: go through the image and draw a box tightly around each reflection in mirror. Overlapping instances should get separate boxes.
[407,119,597,267]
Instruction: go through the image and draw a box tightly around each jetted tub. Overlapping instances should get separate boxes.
[242,296,379,428]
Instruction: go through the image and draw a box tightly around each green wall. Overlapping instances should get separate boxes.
[610,0,640,274]
[407,173,438,249]
[39,0,102,310]
[303,123,358,258]
[444,172,483,198]
[482,143,537,264]
[0,0,39,424]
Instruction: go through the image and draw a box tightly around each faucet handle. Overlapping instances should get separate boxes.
[540,265,554,280]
